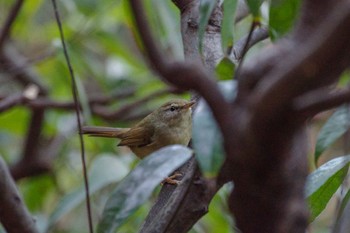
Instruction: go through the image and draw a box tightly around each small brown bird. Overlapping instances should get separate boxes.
[82,99,194,183]
[83,99,194,157]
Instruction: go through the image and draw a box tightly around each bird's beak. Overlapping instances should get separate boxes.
[182,101,196,109]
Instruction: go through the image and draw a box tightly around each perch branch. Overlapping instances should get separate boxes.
[130,0,235,232]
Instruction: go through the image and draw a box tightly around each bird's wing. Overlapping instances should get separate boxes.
[118,127,154,147]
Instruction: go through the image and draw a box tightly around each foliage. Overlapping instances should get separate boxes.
[0,0,350,233]
[193,80,237,177]
[97,146,192,233]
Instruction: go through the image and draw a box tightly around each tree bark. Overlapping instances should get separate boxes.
[0,157,39,233]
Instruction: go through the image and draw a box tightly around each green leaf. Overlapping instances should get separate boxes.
[306,155,350,222]
[97,145,192,233]
[315,106,350,164]
[221,0,238,54]
[269,0,301,40]
[215,57,235,80]
[48,155,129,227]
[198,0,217,52]
[246,0,263,17]
[193,80,237,177]
[21,175,54,212]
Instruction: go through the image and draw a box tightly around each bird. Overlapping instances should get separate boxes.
[82,99,195,184]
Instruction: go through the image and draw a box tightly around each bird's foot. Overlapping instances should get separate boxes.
[161,172,182,185]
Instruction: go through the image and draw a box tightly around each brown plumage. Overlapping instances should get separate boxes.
[82,99,194,159]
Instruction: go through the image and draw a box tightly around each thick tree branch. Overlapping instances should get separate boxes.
[250,1,350,129]
[223,1,350,233]
[0,157,39,233]
[130,0,235,232]
[234,0,249,23]
[294,88,350,117]
[130,0,234,141]
[174,0,223,71]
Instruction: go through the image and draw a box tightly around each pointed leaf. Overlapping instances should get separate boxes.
[97,145,192,233]
[221,0,238,53]
[199,0,217,52]
[193,81,237,177]
[48,155,129,227]
[306,155,350,221]
[315,106,350,164]
[269,0,301,40]
[215,57,235,80]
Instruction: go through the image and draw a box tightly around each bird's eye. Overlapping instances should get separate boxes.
[170,106,176,112]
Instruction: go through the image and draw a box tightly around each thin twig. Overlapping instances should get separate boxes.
[50,1,94,233]
[0,0,24,51]
[0,88,135,110]
[234,20,261,81]
[231,26,269,62]
[1,45,48,94]
[0,94,23,113]
[92,88,179,120]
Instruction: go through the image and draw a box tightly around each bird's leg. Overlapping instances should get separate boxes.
[161,171,183,185]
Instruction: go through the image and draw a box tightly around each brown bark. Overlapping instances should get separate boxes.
[131,0,350,233]
[0,157,39,233]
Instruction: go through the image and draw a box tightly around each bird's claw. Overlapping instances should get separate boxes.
[161,172,182,185]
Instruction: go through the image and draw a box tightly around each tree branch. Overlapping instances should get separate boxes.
[1,45,48,94]
[130,0,234,141]
[222,1,350,232]
[0,93,23,113]
[231,26,269,63]
[130,0,235,232]
[249,1,350,129]
[294,88,350,117]
[0,87,135,111]
[10,131,74,180]
[0,156,39,233]
[91,88,180,120]
[0,0,24,51]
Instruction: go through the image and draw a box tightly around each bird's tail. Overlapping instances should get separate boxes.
[82,126,129,138]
